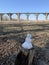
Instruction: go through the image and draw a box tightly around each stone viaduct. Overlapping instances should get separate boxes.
[0,13,49,23]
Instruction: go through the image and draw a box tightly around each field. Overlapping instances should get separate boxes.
[0,21,49,65]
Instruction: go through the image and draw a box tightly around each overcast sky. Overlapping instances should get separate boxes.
[0,0,49,13]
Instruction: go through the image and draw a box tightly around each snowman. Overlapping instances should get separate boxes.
[22,33,33,49]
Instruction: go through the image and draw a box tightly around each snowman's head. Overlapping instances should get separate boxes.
[26,33,32,39]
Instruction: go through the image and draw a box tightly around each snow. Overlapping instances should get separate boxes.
[22,33,33,49]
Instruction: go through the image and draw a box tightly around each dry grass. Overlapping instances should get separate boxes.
[0,22,49,65]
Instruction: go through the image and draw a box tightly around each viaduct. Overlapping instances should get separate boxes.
[0,13,49,23]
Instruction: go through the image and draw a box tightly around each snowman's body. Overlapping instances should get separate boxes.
[22,34,33,49]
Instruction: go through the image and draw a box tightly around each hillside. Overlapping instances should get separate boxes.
[0,22,49,65]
